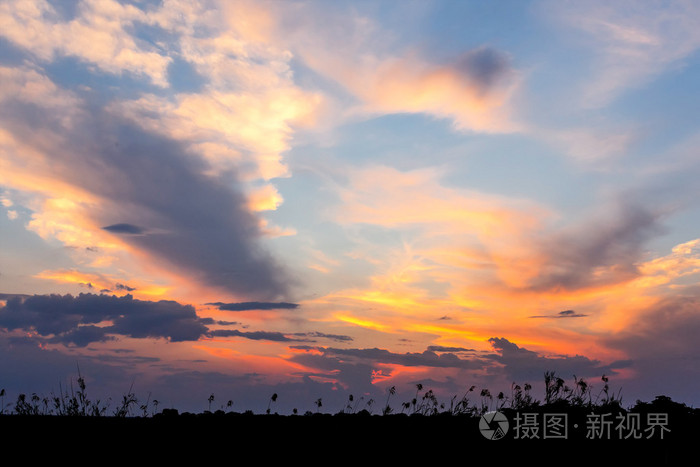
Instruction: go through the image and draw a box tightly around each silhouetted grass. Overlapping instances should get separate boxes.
[0,371,683,418]
[1,371,697,465]
[2,369,696,434]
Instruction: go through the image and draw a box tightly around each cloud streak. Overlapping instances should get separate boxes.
[207,301,300,312]
[102,223,146,235]
[529,310,589,319]
[544,0,700,107]
[208,329,299,342]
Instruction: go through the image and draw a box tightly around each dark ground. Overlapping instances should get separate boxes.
[1,406,695,464]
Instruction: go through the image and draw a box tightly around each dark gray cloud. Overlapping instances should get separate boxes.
[206,301,300,311]
[530,309,588,319]
[487,337,631,382]
[209,319,239,326]
[454,46,512,96]
[50,324,116,347]
[427,345,476,352]
[525,200,666,292]
[0,293,31,300]
[207,329,353,343]
[102,223,145,235]
[0,293,210,346]
[289,340,624,384]
[0,293,319,347]
[207,329,300,342]
[290,346,488,370]
[0,93,293,300]
[291,331,353,342]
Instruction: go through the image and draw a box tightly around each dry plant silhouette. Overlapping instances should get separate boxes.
[1,369,697,465]
[1,369,696,433]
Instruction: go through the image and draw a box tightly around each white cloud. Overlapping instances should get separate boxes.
[0,0,171,86]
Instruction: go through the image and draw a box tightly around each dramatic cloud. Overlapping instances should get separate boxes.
[291,346,488,370]
[0,77,292,299]
[0,293,210,346]
[284,337,633,401]
[0,1,318,301]
[1,0,699,412]
[292,339,630,380]
[487,337,631,382]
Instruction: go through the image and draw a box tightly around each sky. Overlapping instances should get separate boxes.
[1,0,700,415]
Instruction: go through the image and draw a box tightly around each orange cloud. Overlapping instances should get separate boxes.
[110,87,322,182]
[334,165,551,289]
[333,313,395,334]
[34,269,171,298]
[247,184,284,212]
[300,165,700,370]
[351,53,521,133]
[193,343,315,381]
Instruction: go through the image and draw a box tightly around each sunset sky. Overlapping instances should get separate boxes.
[1,0,700,414]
